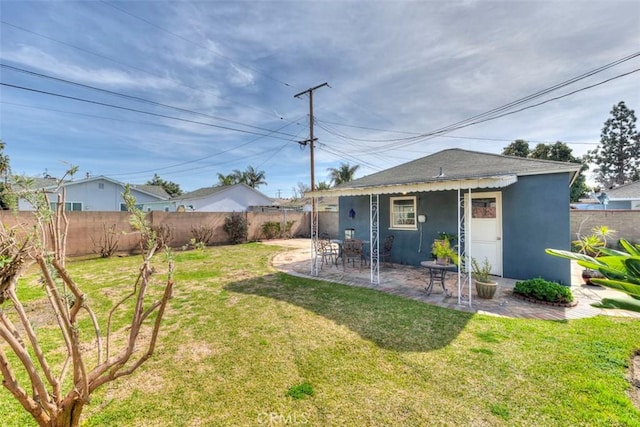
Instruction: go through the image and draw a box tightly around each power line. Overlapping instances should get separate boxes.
[2,99,307,178]
[315,51,640,147]
[1,64,301,139]
[316,120,599,149]
[0,20,291,121]
[319,67,640,155]
[1,82,300,142]
[98,0,296,90]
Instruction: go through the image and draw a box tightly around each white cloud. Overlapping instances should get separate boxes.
[7,45,178,90]
[228,63,256,87]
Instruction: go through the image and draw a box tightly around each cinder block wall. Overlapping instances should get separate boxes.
[570,210,640,245]
[0,210,314,257]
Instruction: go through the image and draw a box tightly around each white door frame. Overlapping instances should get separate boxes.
[465,191,503,276]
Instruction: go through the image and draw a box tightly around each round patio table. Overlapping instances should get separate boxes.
[420,260,456,297]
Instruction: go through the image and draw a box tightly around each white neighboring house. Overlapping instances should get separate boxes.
[173,183,274,212]
[17,175,171,212]
[573,181,640,210]
[605,181,640,210]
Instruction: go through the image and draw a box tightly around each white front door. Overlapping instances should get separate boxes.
[465,192,503,276]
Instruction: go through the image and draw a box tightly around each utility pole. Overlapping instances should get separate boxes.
[295,82,329,276]
[294,82,329,237]
[294,82,329,194]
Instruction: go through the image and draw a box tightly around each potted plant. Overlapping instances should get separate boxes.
[472,257,497,299]
[431,237,458,265]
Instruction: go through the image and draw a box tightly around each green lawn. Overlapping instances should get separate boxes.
[2,243,640,426]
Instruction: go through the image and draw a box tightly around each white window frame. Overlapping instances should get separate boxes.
[390,196,417,230]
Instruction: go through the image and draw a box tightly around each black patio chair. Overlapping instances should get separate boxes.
[379,235,395,267]
[341,239,364,271]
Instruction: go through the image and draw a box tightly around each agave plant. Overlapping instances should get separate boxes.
[545,239,640,299]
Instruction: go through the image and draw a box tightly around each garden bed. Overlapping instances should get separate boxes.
[512,292,578,307]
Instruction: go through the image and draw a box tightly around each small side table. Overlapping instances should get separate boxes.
[420,260,456,297]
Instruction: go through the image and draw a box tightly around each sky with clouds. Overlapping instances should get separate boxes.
[1,0,639,197]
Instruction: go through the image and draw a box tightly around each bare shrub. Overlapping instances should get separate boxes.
[91,223,119,258]
[190,224,215,245]
[148,223,172,251]
[0,178,174,427]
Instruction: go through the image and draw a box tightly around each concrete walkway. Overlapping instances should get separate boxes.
[263,238,640,320]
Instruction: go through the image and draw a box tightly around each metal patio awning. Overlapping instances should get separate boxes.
[306,175,518,197]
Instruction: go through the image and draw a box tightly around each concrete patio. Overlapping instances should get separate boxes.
[264,238,640,320]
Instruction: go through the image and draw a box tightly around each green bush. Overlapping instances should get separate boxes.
[261,221,281,239]
[514,278,573,304]
[223,212,248,244]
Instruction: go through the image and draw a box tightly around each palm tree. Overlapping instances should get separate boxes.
[0,141,9,209]
[243,165,267,188]
[316,181,331,190]
[327,162,360,186]
[216,173,236,186]
[0,140,9,177]
[231,169,245,185]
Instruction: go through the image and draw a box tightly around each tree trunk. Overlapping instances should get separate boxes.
[51,400,84,427]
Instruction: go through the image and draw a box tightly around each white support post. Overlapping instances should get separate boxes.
[310,197,319,276]
[370,194,380,286]
[467,188,472,307]
[457,187,462,305]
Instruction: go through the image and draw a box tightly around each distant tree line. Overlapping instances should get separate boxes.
[502,139,589,202]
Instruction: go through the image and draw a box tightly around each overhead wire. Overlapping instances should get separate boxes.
[317,67,640,155]
[1,82,300,142]
[0,20,291,121]
[316,120,598,145]
[1,100,308,181]
[98,0,297,90]
[111,117,307,178]
[1,64,301,139]
[314,51,640,147]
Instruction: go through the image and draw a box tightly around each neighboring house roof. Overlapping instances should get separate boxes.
[49,176,171,200]
[177,183,266,200]
[178,184,232,200]
[131,184,171,199]
[176,183,273,204]
[308,148,581,196]
[604,181,640,200]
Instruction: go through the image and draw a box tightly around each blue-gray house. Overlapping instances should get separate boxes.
[308,149,581,288]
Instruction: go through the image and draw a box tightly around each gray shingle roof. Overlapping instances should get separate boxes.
[334,148,580,189]
[131,184,170,199]
[605,180,640,200]
[177,183,270,201]
[179,185,231,199]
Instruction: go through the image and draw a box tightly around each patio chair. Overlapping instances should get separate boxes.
[314,238,338,269]
[342,239,364,271]
[379,235,395,267]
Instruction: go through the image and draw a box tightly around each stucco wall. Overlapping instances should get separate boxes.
[338,173,576,285]
[339,192,460,266]
[502,174,572,284]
